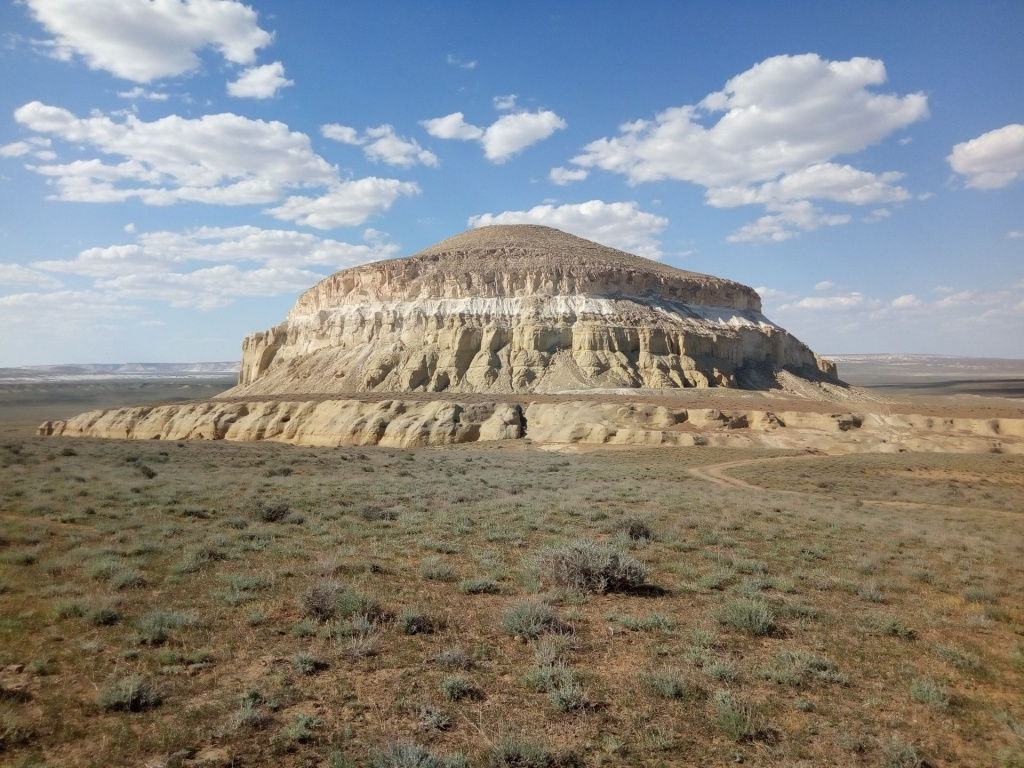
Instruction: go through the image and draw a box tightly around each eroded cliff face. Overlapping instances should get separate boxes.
[229,226,837,397]
[38,399,1024,454]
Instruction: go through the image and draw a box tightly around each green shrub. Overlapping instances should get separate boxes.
[643,668,699,699]
[713,598,776,636]
[910,678,950,711]
[136,610,198,645]
[439,675,481,702]
[98,676,161,711]
[292,652,325,675]
[371,741,466,768]
[501,600,566,639]
[711,689,762,741]
[398,608,440,635]
[539,540,649,593]
[486,736,583,767]
[459,577,500,595]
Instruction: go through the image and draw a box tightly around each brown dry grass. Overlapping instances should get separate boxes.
[0,385,1022,767]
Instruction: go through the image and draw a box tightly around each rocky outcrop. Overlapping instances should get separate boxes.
[227,225,837,397]
[38,399,1024,454]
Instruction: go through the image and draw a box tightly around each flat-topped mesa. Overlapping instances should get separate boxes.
[230,225,838,396]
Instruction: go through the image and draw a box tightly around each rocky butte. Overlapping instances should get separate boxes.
[231,224,837,396]
[38,226,1024,453]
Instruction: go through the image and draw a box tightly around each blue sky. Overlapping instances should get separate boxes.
[1,0,1022,366]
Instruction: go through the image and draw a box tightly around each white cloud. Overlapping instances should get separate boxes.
[814,280,834,291]
[227,61,293,99]
[422,108,567,163]
[21,226,399,313]
[13,102,336,205]
[266,178,420,229]
[94,265,327,310]
[0,263,63,289]
[322,124,438,167]
[0,289,142,327]
[566,54,927,244]
[890,294,922,308]
[446,54,476,70]
[26,0,272,83]
[755,286,795,301]
[34,225,399,277]
[0,137,53,159]
[948,124,1024,189]
[468,200,668,259]
[781,293,873,311]
[117,86,169,101]
[420,112,483,141]
[493,94,517,111]
[124,222,136,233]
[573,55,927,186]
[1008,230,1023,239]
[705,164,909,208]
[726,201,851,243]
[864,208,891,222]
[549,166,589,185]
[321,124,362,145]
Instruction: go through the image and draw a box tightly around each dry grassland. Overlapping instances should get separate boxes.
[1,385,1022,767]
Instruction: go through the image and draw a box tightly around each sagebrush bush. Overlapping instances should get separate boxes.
[136,610,198,645]
[711,689,761,741]
[538,540,649,594]
[398,608,439,635]
[300,580,345,620]
[439,675,481,702]
[713,598,776,636]
[501,600,567,639]
[371,740,466,768]
[98,676,161,711]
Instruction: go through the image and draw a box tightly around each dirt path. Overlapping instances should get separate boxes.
[686,453,1021,517]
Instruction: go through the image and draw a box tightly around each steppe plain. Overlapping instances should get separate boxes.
[1,360,1023,767]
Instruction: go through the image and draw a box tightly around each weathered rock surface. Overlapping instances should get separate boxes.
[38,398,1024,454]
[227,225,836,397]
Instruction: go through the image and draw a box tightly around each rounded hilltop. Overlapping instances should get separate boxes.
[232,225,837,396]
[289,224,762,317]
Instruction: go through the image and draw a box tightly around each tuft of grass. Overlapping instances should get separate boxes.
[281,713,323,743]
[459,577,500,595]
[432,646,473,670]
[292,652,326,675]
[882,737,925,768]
[713,598,776,636]
[538,540,649,594]
[910,677,950,711]
[250,498,290,523]
[615,516,655,541]
[760,650,846,686]
[371,741,466,768]
[643,668,700,700]
[419,557,456,582]
[136,609,198,645]
[935,644,981,670]
[439,675,481,702]
[299,580,345,620]
[486,736,583,767]
[711,689,763,742]
[98,676,161,711]
[501,600,567,639]
[398,607,440,635]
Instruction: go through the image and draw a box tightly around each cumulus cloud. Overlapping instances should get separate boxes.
[468,200,668,259]
[725,201,851,243]
[549,166,589,185]
[19,226,399,312]
[948,124,1024,189]
[890,294,922,308]
[322,124,438,167]
[814,281,834,291]
[33,225,399,277]
[493,94,517,111]
[422,107,567,163]
[565,54,927,243]
[266,178,420,229]
[227,61,293,99]
[25,0,272,83]
[0,137,55,160]
[14,102,336,205]
[705,164,910,208]
[0,263,63,289]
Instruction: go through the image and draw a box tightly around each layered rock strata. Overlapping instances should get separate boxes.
[227,225,837,397]
[38,399,1024,454]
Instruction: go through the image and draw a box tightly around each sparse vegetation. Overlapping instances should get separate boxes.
[0,386,1021,766]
